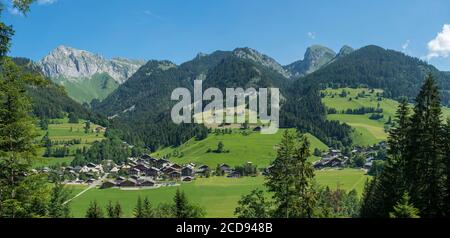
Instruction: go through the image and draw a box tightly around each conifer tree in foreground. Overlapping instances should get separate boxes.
[361,74,448,218]
[133,196,144,218]
[389,193,420,218]
[406,74,445,217]
[266,130,316,218]
[444,119,450,216]
[85,200,104,218]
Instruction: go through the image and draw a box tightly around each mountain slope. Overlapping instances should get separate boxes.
[297,45,450,103]
[38,46,145,103]
[95,48,344,150]
[13,57,105,123]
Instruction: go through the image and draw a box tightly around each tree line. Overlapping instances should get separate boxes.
[361,74,450,218]
[85,189,204,218]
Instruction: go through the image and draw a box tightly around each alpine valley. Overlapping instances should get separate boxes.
[8,43,450,218]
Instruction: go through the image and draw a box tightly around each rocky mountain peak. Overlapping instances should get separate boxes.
[284,45,337,78]
[336,45,354,58]
[39,46,145,84]
[233,47,292,78]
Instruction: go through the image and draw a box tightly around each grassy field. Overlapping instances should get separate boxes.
[68,169,369,218]
[33,117,106,168]
[54,73,119,104]
[322,88,450,146]
[153,129,329,168]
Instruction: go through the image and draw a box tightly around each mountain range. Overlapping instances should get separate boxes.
[18,43,450,151]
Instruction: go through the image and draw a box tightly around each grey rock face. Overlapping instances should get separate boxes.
[39,46,146,84]
[233,47,292,79]
[284,45,336,78]
[336,45,354,58]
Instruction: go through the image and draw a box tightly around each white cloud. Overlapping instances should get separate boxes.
[427,24,450,60]
[307,32,316,40]
[143,10,164,21]
[37,0,57,5]
[402,40,410,51]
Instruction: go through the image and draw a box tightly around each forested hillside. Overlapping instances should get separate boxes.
[296,45,450,104]
[95,48,351,150]
[12,58,106,124]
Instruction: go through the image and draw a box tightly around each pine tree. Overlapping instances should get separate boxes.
[106,201,115,218]
[266,129,297,218]
[133,196,144,218]
[48,182,71,218]
[360,178,381,217]
[142,197,154,218]
[114,202,123,218]
[85,200,103,218]
[173,188,189,218]
[406,74,446,217]
[370,99,411,217]
[389,193,420,218]
[443,118,450,216]
[234,189,271,218]
[292,135,316,218]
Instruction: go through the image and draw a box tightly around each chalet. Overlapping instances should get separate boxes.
[130,175,140,180]
[141,154,158,163]
[86,178,96,184]
[110,167,120,174]
[101,180,116,189]
[135,158,149,165]
[314,157,344,169]
[145,167,160,177]
[182,176,194,182]
[169,171,182,179]
[134,163,149,172]
[139,179,156,187]
[171,163,182,170]
[129,168,141,176]
[364,162,373,170]
[156,159,170,168]
[197,165,209,172]
[228,171,241,178]
[74,166,82,173]
[120,179,138,187]
[162,166,177,174]
[181,166,194,177]
[218,164,231,174]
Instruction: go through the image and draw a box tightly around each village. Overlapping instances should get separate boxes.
[32,142,386,190]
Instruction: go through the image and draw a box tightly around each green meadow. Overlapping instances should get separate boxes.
[322,87,450,146]
[68,169,369,218]
[153,129,329,168]
[54,73,119,104]
[33,118,106,168]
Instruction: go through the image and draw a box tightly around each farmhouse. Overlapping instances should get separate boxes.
[101,180,116,189]
[169,171,182,179]
[228,171,241,178]
[181,166,194,177]
[197,165,210,174]
[139,179,156,187]
[120,179,138,187]
[218,164,231,174]
[314,157,344,169]
[129,168,141,176]
[156,159,170,168]
[145,167,160,177]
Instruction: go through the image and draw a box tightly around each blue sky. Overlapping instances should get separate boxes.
[3,0,450,70]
